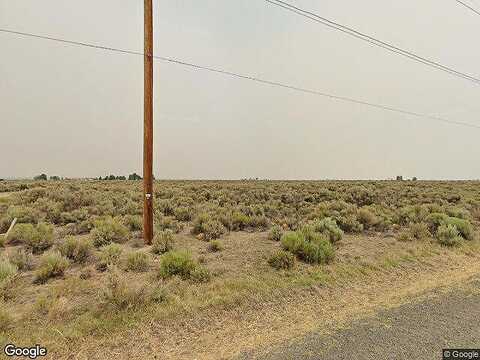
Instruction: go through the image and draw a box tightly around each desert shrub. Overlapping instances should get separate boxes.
[298,236,334,264]
[268,250,295,270]
[34,251,69,284]
[444,217,474,240]
[281,230,334,264]
[33,198,63,224]
[91,217,129,247]
[156,216,183,233]
[122,215,142,231]
[396,205,429,226]
[125,251,150,272]
[208,240,223,252]
[231,211,251,231]
[0,235,5,248]
[4,205,41,225]
[424,214,474,241]
[268,225,283,241]
[408,223,431,241]
[58,236,92,263]
[0,260,17,284]
[397,230,413,242]
[192,213,210,234]
[157,200,175,216]
[158,251,206,280]
[424,213,448,233]
[247,215,269,230]
[151,229,175,254]
[436,224,463,247]
[281,231,305,254]
[446,207,470,220]
[203,219,226,240]
[174,207,193,222]
[336,214,364,233]
[8,249,34,271]
[102,268,150,310]
[356,208,378,230]
[311,218,343,243]
[8,222,54,254]
[346,186,376,206]
[97,243,123,271]
[189,266,211,283]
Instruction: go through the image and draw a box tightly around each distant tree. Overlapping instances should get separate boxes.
[116,176,126,180]
[396,176,403,181]
[128,173,142,181]
[412,177,418,181]
[108,175,116,180]
[50,176,60,181]
[34,174,48,181]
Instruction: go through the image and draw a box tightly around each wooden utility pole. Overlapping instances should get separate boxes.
[143,0,154,244]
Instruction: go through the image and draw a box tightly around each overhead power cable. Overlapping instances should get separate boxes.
[455,0,480,16]
[1,27,479,130]
[264,0,480,86]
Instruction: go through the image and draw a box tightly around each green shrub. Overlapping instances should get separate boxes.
[436,224,463,247]
[425,213,449,233]
[58,236,92,263]
[34,251,69,283]
[151,229,175,255]
[268,225,283,241]
[281,230,334,264]
[97,243,123,271]
[8,249,34,271]
[444,217,474,240]
[125,251,150,272]
[425,214,474,241]
[91,217,129,247]
[0,260,17,284]
[122,215,142,231]
[298,236,334,264]
[281,231,305,254]
[8,223,54,254]
[311,218,343,243]
[268,250,295,270]
[208,240,223,252]
[158,251,204,280]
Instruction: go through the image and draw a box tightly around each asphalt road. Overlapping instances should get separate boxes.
[238,277,480,360]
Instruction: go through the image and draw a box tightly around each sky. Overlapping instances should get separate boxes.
[1,0,480,180]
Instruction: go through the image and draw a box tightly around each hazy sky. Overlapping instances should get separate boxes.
[1,0,479,180]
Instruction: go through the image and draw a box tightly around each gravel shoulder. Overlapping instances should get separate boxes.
[243,276,480,360]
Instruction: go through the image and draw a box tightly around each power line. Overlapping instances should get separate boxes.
[1,27,479,130]
[455,0,480,16]
[264,0,480,86]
